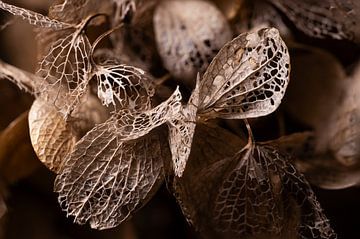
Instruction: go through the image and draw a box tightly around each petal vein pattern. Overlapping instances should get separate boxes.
[198,27,290,120]
[37,30,92,117]
[54,89,182,229]
[0,1,70,29]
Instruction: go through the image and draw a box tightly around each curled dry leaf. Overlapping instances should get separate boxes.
[269,0,360,42]
[54,89,181,229]
[0,112,40,184]
[198,27,290,120]
[265,132,315,155]
[154,0,232,85]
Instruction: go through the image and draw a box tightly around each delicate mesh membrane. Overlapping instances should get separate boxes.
[0,0,70,29]
[94,64,155,110]
[199,28,290,120]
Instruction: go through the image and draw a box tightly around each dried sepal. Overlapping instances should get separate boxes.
[54,124,168,229]
[154,0,232,84]
[0,0,70,29]
[212,145,336,238]
[198,27,290,120]
[269,0,360,42]
[94,64,155,110]
[54,89,181,228]
[36,19,93,117]
[28,98,77,173]
[28,94,108,173]
[167,75,200,177]
[176,141,336,238]
[172,124,245,237]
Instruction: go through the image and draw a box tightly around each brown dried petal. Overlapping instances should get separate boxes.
[269,0,360,42]
[0,112,40,184]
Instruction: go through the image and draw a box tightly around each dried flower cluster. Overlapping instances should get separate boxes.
[0,0,359,238]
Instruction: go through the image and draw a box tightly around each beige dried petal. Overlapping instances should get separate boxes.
[154,0,232,84]
[29,98,76,173]
[29,92,108,173]
[212,0,243,20]
[198,27,290,120]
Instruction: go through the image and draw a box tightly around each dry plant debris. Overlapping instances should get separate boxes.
[0,0,359,238]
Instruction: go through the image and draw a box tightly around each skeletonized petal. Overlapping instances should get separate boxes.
[54,89,182,229]
[199,27,290,120]
[0,0,70,29]
[213,145,336,238]
[94,64,155,110]
[54,124,168,229]
[37,30,92,117]
[167,75,200,177]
